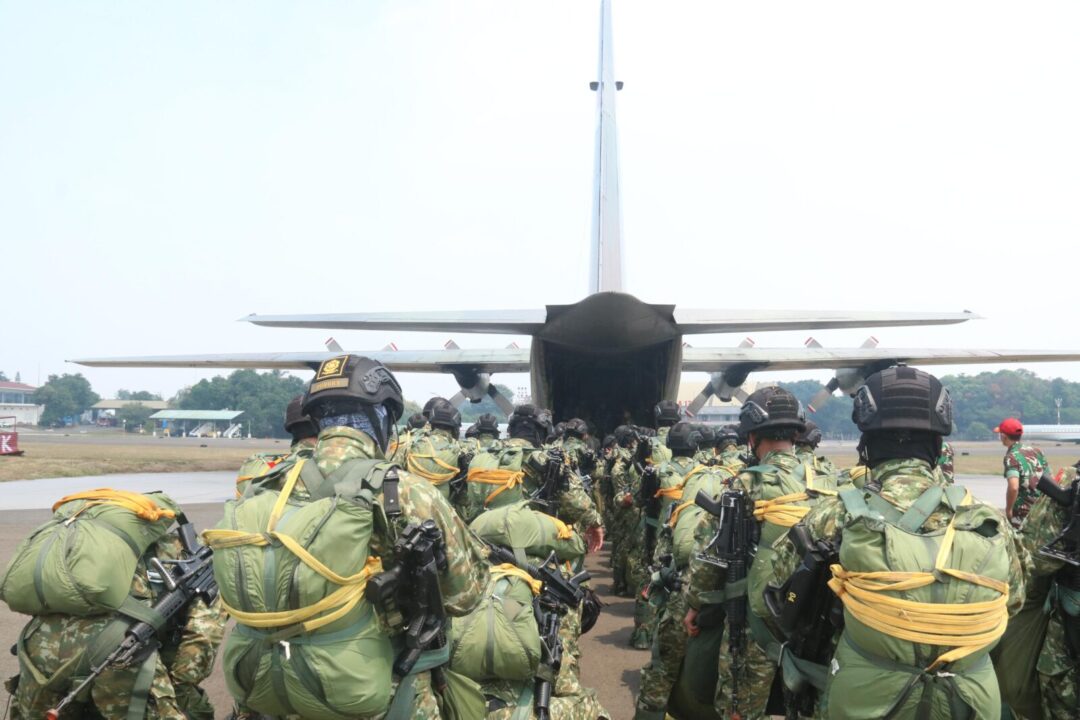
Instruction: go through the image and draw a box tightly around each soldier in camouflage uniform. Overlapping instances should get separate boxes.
[769,368,1026,720]
[461,413,501,454]
[560,418,603,523]
[682,386,816,719]
[1011,464,1080,719]
[608,425,640,593]
[715,424,747,470]
[634,425,739,720]
[996,417,1050,527]
[234,395,319,496]
[401,402,467,501]
[9,517,227,720]
[621,403,680,648]
[388,397,450,462]
[794,419,837,476]
[276,356,489,719]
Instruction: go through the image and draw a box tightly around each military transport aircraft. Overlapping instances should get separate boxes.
[74,0,1080,433]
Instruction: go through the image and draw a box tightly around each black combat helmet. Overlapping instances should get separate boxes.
[564,418,589,439]
[552,421,568,442]
[406,413,427,430]
[738,386,806,436]
[695,424,715,449]
[476,413,500,438]
[614,425,636,448]
[302,355,404,451]
[852,365,952,436]
[716,424,740,448]
[796,420,824,448]
[429,402,462,435]
[654,400,681,428]
[508,404,551,447]
[666,421,702,454]
[422,396,450,419]
[284,395,319,442]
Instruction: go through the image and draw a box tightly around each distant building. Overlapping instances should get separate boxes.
[676,379,761,425]
[149,409,245,438]
[90,399,170,426]
[0,381,43,425]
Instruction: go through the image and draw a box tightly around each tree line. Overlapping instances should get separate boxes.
[780,369,1080,440]
[25,368,1080,441]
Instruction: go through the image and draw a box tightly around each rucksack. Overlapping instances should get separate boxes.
[0,489,179,616]
[462,445,529,523]
[468,501,585,567]
[205,459,397,720]
[404,432,461,499]
[667,468,731,570]
[449,566,541,682]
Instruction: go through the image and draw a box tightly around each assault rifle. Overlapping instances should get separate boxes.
[695,489,758,720]
[529,448,569,514]
[1037,471,1080,567]
[448,451,474,505]
[637,465,662,564]
[46,516,218,720]
[487,545,590,720]
[365,521,449,684]
[764,524,844,719]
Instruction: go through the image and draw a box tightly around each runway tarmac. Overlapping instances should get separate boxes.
[0,469,1013,718]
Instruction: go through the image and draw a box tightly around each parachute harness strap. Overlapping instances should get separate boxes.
[466,468,525,505]
[828,487,1009,671]
[654,464,709,500]
[405,437,459,485]
[491,564,542,596]
[753,462,837,528]
[203,460,383,638]
[53,489,177,522]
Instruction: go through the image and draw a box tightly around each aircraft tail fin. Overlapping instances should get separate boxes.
[589,0,625,294]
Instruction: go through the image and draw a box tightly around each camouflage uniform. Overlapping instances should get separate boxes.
[499,437,602,532]
[1004,440,1049,523]
[302,426,489,719]
[388,425,428,464]
[483,678,609,719]
[795,445,837,477]
[769,458,1027,720]
[1017,470,1079,719]
[635,464,735,718]
[683,449,816,720]
[717,444,747,471]
[937,440,955,483]
[10,534,227,720]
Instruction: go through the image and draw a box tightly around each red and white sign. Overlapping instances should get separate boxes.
[0,432,17,456]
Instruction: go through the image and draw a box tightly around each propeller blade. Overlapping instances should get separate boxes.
[807,377,841,413]
[444,339,460,350]
[861,336,879,349]
[685,380,716,417]
[733,387,750,403]
[448,391,467,409]
[487,384,515,416]
[325,337,343,352]
[804,337,823,349]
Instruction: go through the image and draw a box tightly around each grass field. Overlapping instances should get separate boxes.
[0,437,283,481]
[3,432,1080,483]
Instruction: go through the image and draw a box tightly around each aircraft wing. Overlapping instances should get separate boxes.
[243,310,546,335]
[244,307,979,336]
[680,347,1080,372]
[71,348,532,374]
[673,309,979,335]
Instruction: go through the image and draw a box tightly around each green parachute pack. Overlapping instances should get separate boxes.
[461,444,530,523]
[450,502,585,687]
[449,568,541,682]
[0,489,180,616]
[403,432,461,500]
[205,459,398,720]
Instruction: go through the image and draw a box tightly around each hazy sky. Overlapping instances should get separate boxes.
[3,1,1079,403]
